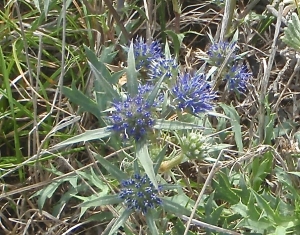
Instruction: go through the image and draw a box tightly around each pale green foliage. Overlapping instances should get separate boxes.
[282,13,300,51]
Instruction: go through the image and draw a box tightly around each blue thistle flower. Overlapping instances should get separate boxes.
[108,85,157,141]
[148,57,178,80]
[119,174,163,214]
[171,73,216,114]
[207,41,236,66]
[132,37,162,70]
[224,64,252,91]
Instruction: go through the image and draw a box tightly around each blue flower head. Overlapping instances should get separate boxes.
[148,57,178,80]
[108,84,157,141]
[207,41,237,66]
[119,174,163,214]
[171,73,216,114]
[224,64,252,91]
[132,37,162,70]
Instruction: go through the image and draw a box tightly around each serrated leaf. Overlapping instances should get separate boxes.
[219,103,243,153]
[251,152,272,191]
[108,209,132,235]
[288,25,300,44]
[32,175,78,210]
[136,140,158,188]
[213,171,240,204]
[265,113,275,145]
[126,42,138,96]
[54,127,112,147]
[69,175,78,188]
[282,13,300,50]
[146,72,166,106]
[94,153,128,182]
[237,218,270,232]
[154,145,168,175]
[111,70,125,84]
[87,211,114,223]
[145,210,158,235]
[75,192,113,218]
[52,185,83,217]
[161,197,191,216]
[153,119,202,130]
[171,219,197,235]
[62,85,101,119]
[231,201,248,218]
[251,190,276,221]
[207,144,232,153]
[164,40,172,59]
[168,193,195,211]
[207,110,230,119]
[79,194,122,208]
[85,46,112,81]
[37,181,60,210]
[292,13,300,35]
[90,167,110,193]
[159,184,182,191]
[88,61,120,101]
[98,45,118,64]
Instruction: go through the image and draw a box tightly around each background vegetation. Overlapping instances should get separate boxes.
[1,0,300,234]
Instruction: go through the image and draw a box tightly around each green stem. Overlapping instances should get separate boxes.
[159,153,184,173]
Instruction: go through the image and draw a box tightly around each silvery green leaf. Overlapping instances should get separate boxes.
[282,13,300,51]
[94,154,128,182]
[136,140,158,188]
[153,119,202,130]
[54,127,112,147]
[108,209,132,235]
[126,42,138,96]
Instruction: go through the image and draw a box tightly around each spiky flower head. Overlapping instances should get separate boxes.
[181,132,208,160]
[108,84,157,141]
[119,174,163,214]
[207,41,237,66]
[148,57,178,80]
[171,73,216,114]
[223,64,252,91]
[132,37,162,70]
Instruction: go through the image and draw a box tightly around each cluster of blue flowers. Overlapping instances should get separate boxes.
[119,174,163,214]
[171,73,216,114]
[132,37,162,69]
[148,57,178,80]
[109,84,157,141]
[225,64,252,91]
[108,38,251,141]
[207,41,252,92]
[207,41,236,66]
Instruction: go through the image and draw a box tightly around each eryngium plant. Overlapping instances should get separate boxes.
[57,39,214,189]
[76,155,192,235]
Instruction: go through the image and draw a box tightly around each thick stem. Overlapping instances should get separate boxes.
[159,153,184,173]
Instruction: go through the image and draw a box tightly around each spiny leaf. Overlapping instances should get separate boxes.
[136,140,158,188]
[126,41,138,96]
[54,127,112,147]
